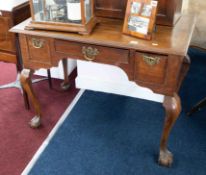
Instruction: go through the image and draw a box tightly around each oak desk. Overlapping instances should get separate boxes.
[11,15,195,167]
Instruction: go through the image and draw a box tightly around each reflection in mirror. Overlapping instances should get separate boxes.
[84,0,92,23]
[32,0,84,24]
[67,0,81,23]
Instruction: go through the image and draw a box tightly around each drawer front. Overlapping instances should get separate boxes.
[55,40,129,65]
[0,17,8,42]
[0,16,15,52]
[27,36,52,64]
[134,52,168,84]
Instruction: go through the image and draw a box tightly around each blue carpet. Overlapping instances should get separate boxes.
[28,48,206,175]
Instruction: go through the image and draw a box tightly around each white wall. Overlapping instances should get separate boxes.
[76,61,164,103]
[182,0,188,11]
[35,59,77,79]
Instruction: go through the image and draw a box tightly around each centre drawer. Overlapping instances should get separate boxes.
[55,40,129,65]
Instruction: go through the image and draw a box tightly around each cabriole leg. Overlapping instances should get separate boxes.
[20,69,41,128]
[158,93,181,167]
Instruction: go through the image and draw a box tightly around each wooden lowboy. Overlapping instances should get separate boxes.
[11,14,195,167]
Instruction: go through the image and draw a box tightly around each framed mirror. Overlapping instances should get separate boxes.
[95,0,182,26]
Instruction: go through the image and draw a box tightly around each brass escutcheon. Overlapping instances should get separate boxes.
[31,38,44,49]
[143,54,160,66]
[82,46,99,61]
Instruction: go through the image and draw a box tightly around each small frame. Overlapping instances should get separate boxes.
[123,0,158,40]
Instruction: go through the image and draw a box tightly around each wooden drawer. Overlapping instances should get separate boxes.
[27,36,52,64]
[55,40,129,65]
[0,17,9,42]
[0,2,30,54]
[0,15,15,52]
[134,52,168,84]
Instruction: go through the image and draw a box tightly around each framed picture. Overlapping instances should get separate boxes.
[123,0,158,40]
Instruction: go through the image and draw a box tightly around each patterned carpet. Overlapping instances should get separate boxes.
[0,62,78,175]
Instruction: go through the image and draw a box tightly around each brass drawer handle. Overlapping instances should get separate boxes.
[82,46,99,61]
[143,55,160,66]
[31,38,44,49]
[0,11,2,16]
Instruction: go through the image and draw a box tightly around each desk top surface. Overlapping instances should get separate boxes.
[11,15,196,56]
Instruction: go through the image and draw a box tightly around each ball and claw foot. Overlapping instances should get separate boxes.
[60,82,70,91]
[158,149,173,167]
[29,116,41,128]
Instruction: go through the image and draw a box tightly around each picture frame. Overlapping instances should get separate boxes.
[122,0,158,40]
